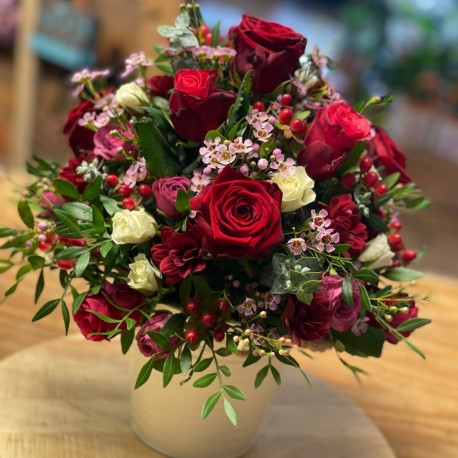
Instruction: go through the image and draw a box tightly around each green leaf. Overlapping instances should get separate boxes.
[91,205,105,234]
[215,348,232,357]
[121,328,135,354]
[364,212,389,233]
[204,130,226,142]
[86,309,120,323]
[75,251,90,278]
[275,353,300,368]
[224,398,238,426]
[175,189,191,214]
[125,317,137,331]
[354,268,379,285]
[342,276,354,308]
[100,195,120,216]
[180,344,192,374]
[194,357,213,372]
[338,141,366,174]
[243,352,261,367]
[226,334,238,353]
[383,268,424,282]
[211,20,221,47]
[254,365,269,388]
[395,318,431,333]
[72,291,88,314]
[60,202,93,221]
[358,284,372,310]
[32,299,60,322]
[179,276,192,307]
[53,209,83,238]
[381,172,401,189]
[270,365,282,385]
[175,11,190,28]
[192,276,212,297]
[16,264,32,281]
[100,241,113,258]
[223,385,246,401]
[61,301,70,335]
[147,331,170,349]
[163,352,176,388]
[28,255,45,270]
[219,365,231,377]
[17,201,34,229]
[161,313,186,336]
[193,372,217,388]
[0,228,19,238]
[331,327,385,358]
[34,269,45,304]
[135,358,155,389]
[201,391,222,420]
[227,71,252,132]
[82,176,103,201]
[55,247,88,260]
[54,179,81,200]
[134,119,180,177]
[406,197,431,211]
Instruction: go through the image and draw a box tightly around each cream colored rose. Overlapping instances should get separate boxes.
[111,209,157,244]
[115,82,149,115]
[358,234,394,270]
[271,166,316,212]
[128,254,160,292]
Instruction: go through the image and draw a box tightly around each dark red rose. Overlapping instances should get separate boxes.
[297,101,372,181]
[58,156,91,192]
[170,69,236,142]
[368,126,411,184]
[152,176,191,218]
[229,15,306,93]
[326,194,368,256]
[136,313,181,358]
[190,167,284,259]
[151,225,207,285]
[63,100,96,155]
[146,75,174,99]
[382,295,418,344]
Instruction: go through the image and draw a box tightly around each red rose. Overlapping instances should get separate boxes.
[326,194,368,256]
[297,101,372,181]
[190,167,284,259]
[368,126,411,184]
[229,15,306,93]
[146,75,174,99]
[58,156,91,192]
[152,176,191,218]
[170,69,236,142]
[63,100,96,155]
[151,226,207,285]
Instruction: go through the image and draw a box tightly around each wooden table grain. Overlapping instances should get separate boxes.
[1,173,457,457]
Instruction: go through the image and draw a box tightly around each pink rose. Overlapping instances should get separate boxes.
[152,176,191,218]
[93,125,137,160]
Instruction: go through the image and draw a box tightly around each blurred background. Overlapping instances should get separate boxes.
[0,0,457,277]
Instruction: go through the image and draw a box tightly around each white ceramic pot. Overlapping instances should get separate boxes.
[130,345,279,458]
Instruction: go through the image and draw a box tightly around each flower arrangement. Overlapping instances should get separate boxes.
[1,2,431,425]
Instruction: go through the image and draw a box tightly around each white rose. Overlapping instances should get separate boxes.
[111,209,157,244]
[115,82,149,115]
[358,234,395,270]
[128,254,160,292]
[271,166,316,212]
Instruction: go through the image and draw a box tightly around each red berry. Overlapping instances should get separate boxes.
[57,259,74,270]
[119,184,133,197]
[389,220,402,231]
[390,260,402,268]
[363,171,379,188]
[200,311,216,327]
[280,94,293,106]
[122,198,136,210]
[138,184,152,198]
[388,232,403,252]
[38,242,51,252]
[199,25,211,36]
[402,250,417,263]
[375,184,388,196]
[105,174,119,187]
[359,155,373,173]
[290,119,305,134]
[253,101,265,112]
[185,329,199,344]
[341,173,356,189]
[279,108,293,124]
[216,298,229,311]
[204,32,212,45]
[185,300,200,314]
[213,329,225,342]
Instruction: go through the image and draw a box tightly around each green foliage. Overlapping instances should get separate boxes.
[227,71,252,132]
[157,11,198,49]
[332,327,385,358]
[383,268,423,282]
[17,201,34,229]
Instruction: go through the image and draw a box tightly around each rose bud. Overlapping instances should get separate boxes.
[115,82,150,115]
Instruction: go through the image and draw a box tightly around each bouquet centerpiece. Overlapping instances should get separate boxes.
[1,1,430,430]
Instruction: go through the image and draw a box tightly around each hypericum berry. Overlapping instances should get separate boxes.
[279,108,293,124]
[57,259,74,270]
[105,174,119,187]
[341,173,356,189]
[38,241,51,252]
[253,101,265,112]
[375,184,388,196]
[388,232,403,252]
[204,32,212,45]
[199,24,211,37]
[390,260,402,268]
[359,155,373,173]
[290,119,306,135]
[213,329,225,342]
[216,298,229,311]
[200,311,216,327]
[119,184,133,197]
[389,220,402,231]
[185,300,200,314]
[122,198,136,210]
[402,250,417,263]
[185,329,199,344]
[138,184,152,198]
[280,94,293,106]
[363,171,379,188]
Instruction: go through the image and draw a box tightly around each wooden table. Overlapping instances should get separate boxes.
[1,173,457,457]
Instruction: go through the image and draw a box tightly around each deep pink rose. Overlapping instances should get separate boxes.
[229,15,306,93]
[93,125,137,160]
[136,313,181,358]
[368,126,411,184]
[63,100,96,155]
[297,101,372,180]
[190,166,284,259]
[170,69,236,142]
[152,176,191,218]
